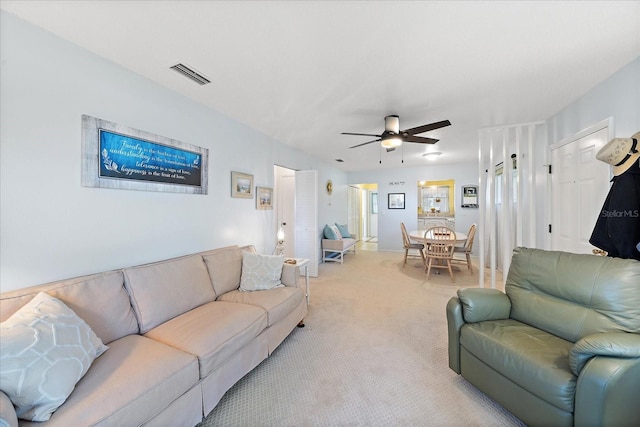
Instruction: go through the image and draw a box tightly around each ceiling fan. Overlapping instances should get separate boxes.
[342,115,451,152]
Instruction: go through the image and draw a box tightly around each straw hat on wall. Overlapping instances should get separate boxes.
[596,132,640,176]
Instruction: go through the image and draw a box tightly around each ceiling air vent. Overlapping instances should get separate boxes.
[170,63,211,85]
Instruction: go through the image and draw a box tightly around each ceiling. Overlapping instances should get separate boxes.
[2,1,639,171]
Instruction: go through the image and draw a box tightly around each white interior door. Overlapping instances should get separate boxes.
[295,170,318,277]
[550,122,611,254]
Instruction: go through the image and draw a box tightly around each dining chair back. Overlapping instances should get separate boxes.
[423,219,448,230]
[453,223,477,273]
[401,222,425,267]
[423,226,457,282]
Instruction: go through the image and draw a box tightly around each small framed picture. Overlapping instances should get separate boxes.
[461,185,479,208]
[388,193,405,209]
[231,171,253,198]
[256,186,273,210]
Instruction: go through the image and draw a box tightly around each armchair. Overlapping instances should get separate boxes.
[447,248,640,426]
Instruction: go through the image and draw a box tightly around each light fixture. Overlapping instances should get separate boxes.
[381,135,402,148]
[274,227,285,256]
[422,151,442,159]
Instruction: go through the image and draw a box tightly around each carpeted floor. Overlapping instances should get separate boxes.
[198,250,525,426]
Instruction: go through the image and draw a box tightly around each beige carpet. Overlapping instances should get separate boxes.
[199,250,526,426]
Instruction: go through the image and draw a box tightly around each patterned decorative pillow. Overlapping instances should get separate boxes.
[335,223,350,238]
[323,224,342,240]
[239,252,285,292]
[0,292,108,421]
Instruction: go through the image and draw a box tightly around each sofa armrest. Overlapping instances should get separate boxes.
[0,390,18,427]
[457,288,511,323]
[281,263,300,288]
[574,354,640,427]
[570,332,640,376]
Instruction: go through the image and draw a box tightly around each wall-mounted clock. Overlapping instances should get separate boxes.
[326,180,333,195]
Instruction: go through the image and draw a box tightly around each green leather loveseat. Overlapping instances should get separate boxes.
[447,247,640,426]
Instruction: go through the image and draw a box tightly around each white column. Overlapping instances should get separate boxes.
[478,131,486,288]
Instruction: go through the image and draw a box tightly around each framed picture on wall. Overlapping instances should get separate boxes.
[256,186,273,209]
[461,185,479,208]
[231,171,253,198]
[388,193,405,209]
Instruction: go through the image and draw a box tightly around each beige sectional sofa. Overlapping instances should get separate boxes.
[0,245,307,426]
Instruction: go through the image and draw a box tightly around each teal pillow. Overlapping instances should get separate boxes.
[335,223,350,238]
[324,224,340,240]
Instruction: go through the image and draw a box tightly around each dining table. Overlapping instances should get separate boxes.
[409,229,468,244]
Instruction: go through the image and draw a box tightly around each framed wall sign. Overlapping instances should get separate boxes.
[81,115,208,194]
[256,186,273,209]
[461,185,479,208]
[388,193,405,209]
[231,171,254,198]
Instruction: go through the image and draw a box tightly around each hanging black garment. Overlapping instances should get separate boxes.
[589,161,640,260]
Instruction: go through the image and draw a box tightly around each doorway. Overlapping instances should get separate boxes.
[274,165,319,277]
[348,183,378,250]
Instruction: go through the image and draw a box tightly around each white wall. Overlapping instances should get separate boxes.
[0,12,347,291]
[547,57,640,146]
[348,163,479,252]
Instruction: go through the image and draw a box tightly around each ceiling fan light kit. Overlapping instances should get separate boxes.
[381,136,402,149]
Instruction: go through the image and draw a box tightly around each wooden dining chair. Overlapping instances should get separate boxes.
[423,226,457,282]
[452,223,476,273]
[401,222,425,267]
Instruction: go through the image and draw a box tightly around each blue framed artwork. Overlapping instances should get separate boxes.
[82,115,208,194]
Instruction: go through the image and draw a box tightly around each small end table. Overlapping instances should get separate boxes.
[286,258,310,305]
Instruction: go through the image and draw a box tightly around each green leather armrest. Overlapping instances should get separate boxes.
[446,297,465,373]
[574,355,640,427]
[570,332,640,375]
[457,288,511,323]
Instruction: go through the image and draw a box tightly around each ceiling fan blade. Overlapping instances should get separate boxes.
[402,120,451,136]
[404,135,439,144]
[341,132,383,137]
[349,139,381,149]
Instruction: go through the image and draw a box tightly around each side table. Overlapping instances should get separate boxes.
[286,258,310,305]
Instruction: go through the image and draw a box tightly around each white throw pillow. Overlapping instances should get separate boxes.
[328,224,343,239]
[0,292,108,422]
[239,252,285,292]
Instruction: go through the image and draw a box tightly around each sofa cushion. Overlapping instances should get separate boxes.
[124,254,216,334]
[239,252,284,292]
[202,245,255,296]
[0,292,108,422]
[217,287,304,326]
[34,334,199,426]
[506,247,640,342]
[0,270,138,344]
[144,301,267,378]
[460,318,576,412]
